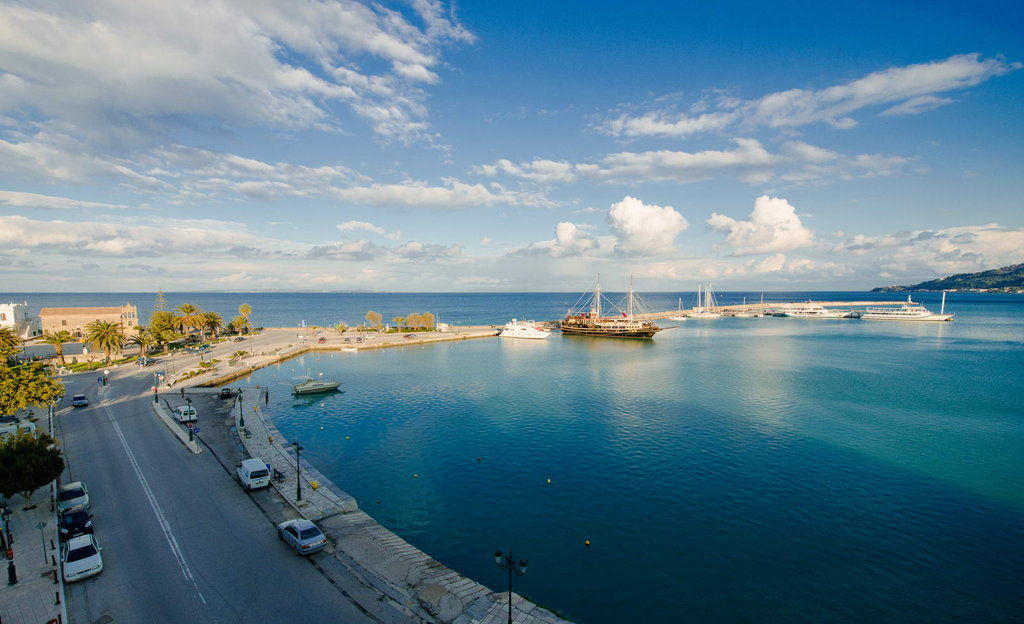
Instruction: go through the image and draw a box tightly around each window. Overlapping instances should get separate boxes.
[300,528,322,540]
[62,320,67,326]
[0,313,6,320]
[67,545,98,562]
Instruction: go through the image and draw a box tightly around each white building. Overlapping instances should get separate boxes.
[0,302,40,339]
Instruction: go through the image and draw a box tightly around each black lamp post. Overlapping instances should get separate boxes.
[293,441,304,501]
[3,504,15,586]
[238,389,245,428]
[493,548,528,624]
[186,397,194,442]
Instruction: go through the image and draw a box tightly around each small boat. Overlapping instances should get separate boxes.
[293,376,341,395]
[500,319,551,339]
[687,284,721,318]
[860,293,953,322]
[731,296,762,318]
[667,297,688,322]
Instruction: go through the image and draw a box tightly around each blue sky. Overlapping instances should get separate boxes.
[0,0,1021,291]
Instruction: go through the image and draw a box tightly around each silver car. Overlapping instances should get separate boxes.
[58,481,90,513]
[277,519,327,555]
[62,534,104,582]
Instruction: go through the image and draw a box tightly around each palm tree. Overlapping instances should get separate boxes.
[238,303,252,329]
[201,311,223,338]
[84,320,125,361]
[128,332,155,357]
[0,326,21,362]
[40,330,75,364]
[174,304,204,337]
[392,316,405,330]
[230,315,247,335]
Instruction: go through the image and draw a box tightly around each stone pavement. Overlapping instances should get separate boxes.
[0,410,68,624]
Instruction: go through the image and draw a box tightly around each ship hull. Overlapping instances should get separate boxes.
[560,325,659,339]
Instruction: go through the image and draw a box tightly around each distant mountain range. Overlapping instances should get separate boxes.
[873,263,1024,293]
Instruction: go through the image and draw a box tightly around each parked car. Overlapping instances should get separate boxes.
[58,481,90,512]
[137,356,156,367]
[174,405,198,423]
[71,394,89,407]
[58,506,94,541]
[277,518,328,555]
[219,387,235,399]
[235,458,271,491]
[233,336,246,342]
[62,534,104,582]
[317,337,327,344]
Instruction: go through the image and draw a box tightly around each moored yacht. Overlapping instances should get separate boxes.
[293,376,341,395]
[860,293,954,322]
[782,303,846,318]
[687,283,721,318]
[500,319,551,339]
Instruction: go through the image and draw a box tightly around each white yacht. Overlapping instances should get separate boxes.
[781,303,846,318]
[293,376,341,395]
[687,284,721,318]
[860,294,954,322]
[500,319,551,339]
[667,297,688,322]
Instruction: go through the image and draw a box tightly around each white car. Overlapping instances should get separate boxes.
[62,534,104,582]
[58,481,90,513]
[174,405,198,423]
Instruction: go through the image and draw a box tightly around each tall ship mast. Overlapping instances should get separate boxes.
[560,275,662,339]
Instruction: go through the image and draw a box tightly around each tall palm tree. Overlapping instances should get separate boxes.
[238,303,252,328]
[40,330,75,364]
[201,311,223,338]
[84,320,125,361]
[392,316,405,329]
[128,332,155,357]
[174,303,204,337]
[0,326,21,361]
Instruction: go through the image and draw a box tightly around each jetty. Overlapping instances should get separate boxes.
[634,300,904,320]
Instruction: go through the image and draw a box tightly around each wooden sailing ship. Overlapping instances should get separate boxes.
[560,276,661,339]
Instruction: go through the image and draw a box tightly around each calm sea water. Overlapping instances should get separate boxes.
[216,293,1023,624]
[8,291,1024,621]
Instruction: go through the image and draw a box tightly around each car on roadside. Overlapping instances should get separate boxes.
[235,458,271,491]
[174,405,198,423]
[71,394,89,407]
[58,481,90,512]
[219,387,235,399]
[277,518,328,555]
[62,534,104,582]
[317,337,327,344]
[233,336,246,342]
[58,505,94,541]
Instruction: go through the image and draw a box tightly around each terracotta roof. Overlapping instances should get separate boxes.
[39,306,133,316]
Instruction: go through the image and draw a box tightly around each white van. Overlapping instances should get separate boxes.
[174,405,198,423]
[235,458,271,491]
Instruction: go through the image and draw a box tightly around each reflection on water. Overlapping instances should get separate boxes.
[244,302,1024,624]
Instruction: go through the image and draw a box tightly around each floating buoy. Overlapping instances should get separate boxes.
[476,457,482,462]
[546,478,551,484]
[413,474,419,478]
[320,426,324,430]
[584,540,591,547]
[345,435,350,440]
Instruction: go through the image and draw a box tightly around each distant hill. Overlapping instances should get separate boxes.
[873,263,1024,293]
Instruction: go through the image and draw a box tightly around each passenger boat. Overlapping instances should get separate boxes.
[292,376,341,395]
[500,319,551,339]
[687,284,721,318]
[860,293,953,322]
[560,276,661,339]
[781,302,846,318]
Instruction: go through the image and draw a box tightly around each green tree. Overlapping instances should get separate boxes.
[0,326,21,362]
[128,331,155,356]
[406,312,422,330]
[174,303,204,337]
[421,312,436,330]
[148,310,179,353]
[364,310,383,330]
[238,303,252,328]
[155,288,168,312]
[84,320,126,361]
[392,316,405,330]
[40,330,75,365]
[229,315,247,335]
[0,431,65,507]
[334,323,349,334]
[0,364,65,417]
[201,311,223,338]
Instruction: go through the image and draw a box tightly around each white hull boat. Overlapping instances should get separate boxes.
[861,294,954,322]
[500,319,551,339]
[687,284,721,318]
[293,377,341,394]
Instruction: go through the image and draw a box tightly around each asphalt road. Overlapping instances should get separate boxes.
[55,345,379,624]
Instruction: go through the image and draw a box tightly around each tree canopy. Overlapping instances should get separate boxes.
[0,364,65,416]
[84,319,125,360]
[0,430,65,505]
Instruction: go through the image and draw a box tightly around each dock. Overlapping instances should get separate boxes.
[634,301,900,320]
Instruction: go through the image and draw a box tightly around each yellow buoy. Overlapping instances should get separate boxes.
[345,435,350,440]
[584,540,591,547]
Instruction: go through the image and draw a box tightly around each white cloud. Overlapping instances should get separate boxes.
[607,196,688,256]
[600,54,1019,138]
[707,195,814,255]
[337,220,387,235]
[306,239,386,261]
[511,222,599,258]
[392,240,463,260]
[329,179,550,208]
[0,190,130,210]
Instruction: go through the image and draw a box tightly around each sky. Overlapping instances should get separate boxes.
[0,0,1022,292]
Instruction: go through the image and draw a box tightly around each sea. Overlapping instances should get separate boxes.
[6,291,1024,622]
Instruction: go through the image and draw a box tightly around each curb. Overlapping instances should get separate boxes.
[150,401,202,454]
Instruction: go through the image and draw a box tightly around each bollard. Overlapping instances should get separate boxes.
[7,560,16,585]
[55,589,60,604]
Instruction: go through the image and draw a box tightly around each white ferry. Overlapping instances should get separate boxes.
[860,294,953,322]
[500,319,551,339]
[781,303,846,319]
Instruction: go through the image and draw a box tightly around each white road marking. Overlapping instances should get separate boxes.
[102,400,204,597]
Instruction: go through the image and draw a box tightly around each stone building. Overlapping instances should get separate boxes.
[0,302,40,339]
[39,304,140,338]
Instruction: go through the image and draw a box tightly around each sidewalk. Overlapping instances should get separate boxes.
[0,410,68,624]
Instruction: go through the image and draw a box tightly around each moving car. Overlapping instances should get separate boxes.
[277,518,328,555]
[174,405,198,423]
[58,481,90,512]
[71,394,89,407]
[58,506,94,541]
[219,387,235,399]
[62,534,104,582]
[235,458,271,491]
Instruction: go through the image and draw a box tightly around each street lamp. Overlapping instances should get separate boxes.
[292,441,304,501]
[2,504,15,586]
[186,397,194,442]
[238,389,245,428]
[493,548,528,624]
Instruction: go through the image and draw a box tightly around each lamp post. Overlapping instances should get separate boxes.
[238,389,245,428]
[186,396,194,442]
[293,441,304,501]
[493,548,528,624]
[3,504,15,586]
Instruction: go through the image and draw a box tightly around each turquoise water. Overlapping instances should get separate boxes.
[234,294,1023,622]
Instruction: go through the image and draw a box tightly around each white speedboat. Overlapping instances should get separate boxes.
[500,319,551,339]
[293,376,341,394]
[860,294,953,322]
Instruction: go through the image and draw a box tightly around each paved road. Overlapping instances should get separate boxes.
[56,353,379,623]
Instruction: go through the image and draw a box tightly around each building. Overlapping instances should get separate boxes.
[39,304,140,338]
[0,302,40,339]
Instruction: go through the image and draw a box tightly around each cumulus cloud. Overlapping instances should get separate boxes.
[600,54,1020,138]
[306,239,386,261]
[392,240,463,260]
[707,195,814,255]
[607,196,688,256]
[337,221,387,235]
[511,222,598,258]
[0,190,130,210]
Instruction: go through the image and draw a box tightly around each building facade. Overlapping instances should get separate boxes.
[39,304,140,338]
[0,302,40,339]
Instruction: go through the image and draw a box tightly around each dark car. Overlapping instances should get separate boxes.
[71,394,89,407]
[219,388,235,399]
[58,506,94,541]
[233,336,246,342]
